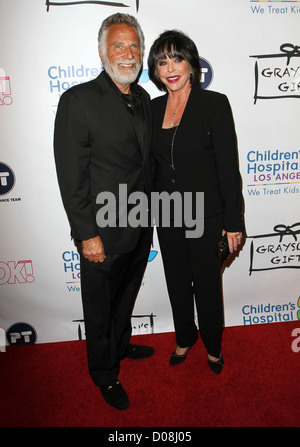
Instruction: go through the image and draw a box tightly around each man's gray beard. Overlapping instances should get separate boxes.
[103,57,141,85]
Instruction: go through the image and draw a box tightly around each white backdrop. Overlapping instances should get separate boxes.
[1,0,299,347]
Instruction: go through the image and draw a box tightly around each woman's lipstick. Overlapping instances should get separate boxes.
[166,76,180,83]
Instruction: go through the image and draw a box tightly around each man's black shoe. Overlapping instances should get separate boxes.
[124,343,155,360]
[99,381,129,410]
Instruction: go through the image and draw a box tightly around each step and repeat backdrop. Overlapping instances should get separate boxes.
[1,0,299,347]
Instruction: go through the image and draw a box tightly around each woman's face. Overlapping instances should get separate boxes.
[156,55,191,93]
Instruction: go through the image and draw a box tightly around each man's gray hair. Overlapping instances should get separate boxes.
[98,13,145,59]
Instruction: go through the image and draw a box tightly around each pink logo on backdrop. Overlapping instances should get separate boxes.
[0,76,13,106]
[0,260,35,285]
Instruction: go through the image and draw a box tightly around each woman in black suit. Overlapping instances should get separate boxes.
[148,30,244,374]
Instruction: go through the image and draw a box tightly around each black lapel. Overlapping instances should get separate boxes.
[139,90,152,162]
[172,86,204,154]
[95,72,137,141]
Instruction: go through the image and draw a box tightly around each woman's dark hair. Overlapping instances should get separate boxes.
[148,30,201,91]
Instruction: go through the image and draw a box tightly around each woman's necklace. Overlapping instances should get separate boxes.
[168,94,188,127]
[167,89,191,169]
[170,126,178,171]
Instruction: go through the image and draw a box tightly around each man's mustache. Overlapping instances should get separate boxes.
[116,59,140,67]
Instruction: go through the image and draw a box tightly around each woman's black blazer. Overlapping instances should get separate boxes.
[151,85,244,232]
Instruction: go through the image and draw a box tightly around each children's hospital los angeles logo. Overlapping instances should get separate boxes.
[245,148,300,196]
[48,57,213,115]
[62,245,158,293]
[241,298,299,325]
[250,0,300,16]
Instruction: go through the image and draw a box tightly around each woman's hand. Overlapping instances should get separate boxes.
[222,230,243,253]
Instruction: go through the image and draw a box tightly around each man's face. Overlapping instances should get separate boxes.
[100,23,142,86]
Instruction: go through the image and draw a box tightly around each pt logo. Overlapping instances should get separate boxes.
[6,322,37,345]
[0,162,15,196]
[0,260,35,285]
[200,57,213,90]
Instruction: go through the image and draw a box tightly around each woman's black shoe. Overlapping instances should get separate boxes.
[169,347,190,366]
[207,353,224,375]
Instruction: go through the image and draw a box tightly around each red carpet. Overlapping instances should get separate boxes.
[0,321,299,429]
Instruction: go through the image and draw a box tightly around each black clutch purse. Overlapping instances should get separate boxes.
[216,234,231,261]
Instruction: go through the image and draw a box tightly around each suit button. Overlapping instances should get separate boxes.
[171,179,176,183]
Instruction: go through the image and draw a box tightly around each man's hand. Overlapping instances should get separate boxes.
[82,236,106,263]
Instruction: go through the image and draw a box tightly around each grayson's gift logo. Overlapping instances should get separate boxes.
[73,312,156,339]
[132,313,156,335]
[250,43,300,104]
[249,223,300,275]
[46,0,140,12]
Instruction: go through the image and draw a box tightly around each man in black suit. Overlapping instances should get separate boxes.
[54,13,154,410]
